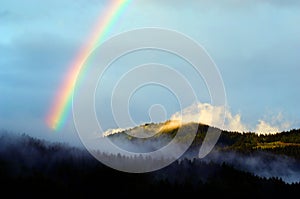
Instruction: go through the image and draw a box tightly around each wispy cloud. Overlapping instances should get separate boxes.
[170,102,292,134]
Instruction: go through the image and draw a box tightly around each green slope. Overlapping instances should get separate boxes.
[107,121,300,159]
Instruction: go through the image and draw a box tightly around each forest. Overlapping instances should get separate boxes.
[109,122,300,159]
[0,123,300,198]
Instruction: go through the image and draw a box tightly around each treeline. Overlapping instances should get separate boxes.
[109,122,300,159]
[220,128,300,146]
[0,132,300,198]
[163,123,300,159]
[217,128,300,159]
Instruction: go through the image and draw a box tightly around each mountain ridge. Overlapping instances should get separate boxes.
[0,127,300,189]
[106,120,300,159]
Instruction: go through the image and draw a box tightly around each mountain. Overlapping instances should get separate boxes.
[0,125,300,197]
[107,120,300,159]
[106,121,300,183]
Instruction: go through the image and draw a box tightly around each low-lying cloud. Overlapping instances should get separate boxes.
[102,128,127,137]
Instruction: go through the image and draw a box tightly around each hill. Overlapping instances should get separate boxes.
[106,121,300,183]
[0,125,300,197]
[107,121,300,159]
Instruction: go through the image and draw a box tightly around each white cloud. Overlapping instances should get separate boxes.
[102,128,126,137]
[255,113,292,134]
[225,112,248,132]
[170,103,225,128]
[170,102,291,134]
[255,120,279,134]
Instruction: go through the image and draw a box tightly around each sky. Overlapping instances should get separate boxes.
[1,0,300,146]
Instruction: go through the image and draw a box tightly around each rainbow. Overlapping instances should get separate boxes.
[46,0,131,130]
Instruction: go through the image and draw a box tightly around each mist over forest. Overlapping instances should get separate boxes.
[1,122,300,197]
